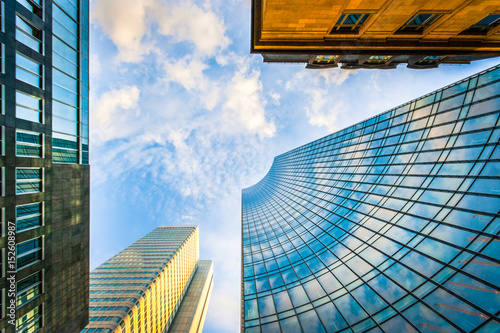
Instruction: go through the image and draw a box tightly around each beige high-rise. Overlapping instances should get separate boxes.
[82,226,213,333]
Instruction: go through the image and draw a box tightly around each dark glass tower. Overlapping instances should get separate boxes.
[1,0,90,332]
[242,66,500,332]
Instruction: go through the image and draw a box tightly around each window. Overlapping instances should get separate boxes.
[16,304,42,332]
[312,55,339,65]
[396,13,442,34]
[330,14,370,34]
[0,126,3,155]
[1,1,4,32]
[17,0,43,19]
[16,130,42,158]
[16,203,42,232]
[415,55,446,66]
[0,84,4,115]
[16,53,43,88]
[460,14,500,35]
[16,91,43,123]
[53,134,78,164]
[16,168,42,194]
[365,55,392,64]
[17,272,43,307]
[16,15,43,53]
[0,167,3,197]
[17,237,42,269]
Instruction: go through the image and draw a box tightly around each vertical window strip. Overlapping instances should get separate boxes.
[52,0,81,165]
[0,1,3,32]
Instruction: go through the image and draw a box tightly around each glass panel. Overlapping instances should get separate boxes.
[16,203,42,231]
[288,285,310,307]
[334,293,369,325]
[257,295,276,317]
[298,310,327,333]
[403,302,461,333]
[279,316,302,333]
[16,15,42,53]
[350,284,388,314]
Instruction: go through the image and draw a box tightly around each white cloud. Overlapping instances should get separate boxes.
[224,68,276,138]
[91,86,141,142]
[164,58,208,90]
[155,2,230,56]
[269,91,280,105]
[92,0,229,62]
[306,90,343,132]
[92,0,154,62]
[286,68,357,131]
[163,57,221,110]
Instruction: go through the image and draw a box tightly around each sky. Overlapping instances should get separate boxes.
[87,0,500,332]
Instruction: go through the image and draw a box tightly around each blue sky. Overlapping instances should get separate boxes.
[88,0,500,331]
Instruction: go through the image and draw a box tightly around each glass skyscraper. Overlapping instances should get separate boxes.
[242,66,500,332]
[1,0,90,332]
[82,226,213,333]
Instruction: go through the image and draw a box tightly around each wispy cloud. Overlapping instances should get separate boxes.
[225,67,276,138]
[286,68,356,132]
[92,85,141,142]
[92,0,154,62]
[154,1,230,56]
[92,0,229,62]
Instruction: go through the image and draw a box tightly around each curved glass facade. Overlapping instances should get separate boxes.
[242,66,500,332]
